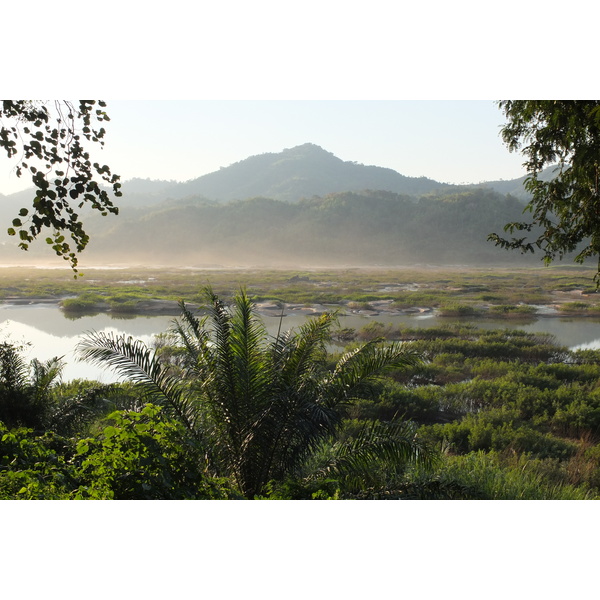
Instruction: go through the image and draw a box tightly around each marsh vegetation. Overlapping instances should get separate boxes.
[3,265,600,499]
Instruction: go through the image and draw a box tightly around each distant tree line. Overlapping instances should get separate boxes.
[77,188,547,267]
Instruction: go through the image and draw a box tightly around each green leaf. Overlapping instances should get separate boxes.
[103,425,117,438]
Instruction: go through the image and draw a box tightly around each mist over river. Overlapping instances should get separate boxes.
[2,303,600,382]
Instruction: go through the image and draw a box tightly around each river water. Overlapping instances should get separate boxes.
[2,303,600,382]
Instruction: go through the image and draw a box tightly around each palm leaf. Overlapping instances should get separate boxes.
[0,342,30,392]
[171,300,209,358]
[76,331,200,436]
[327,341,422,406]
[310,420,438,492]
[46,382,136,435]
[272,312,336,381]
[31,356,64,404]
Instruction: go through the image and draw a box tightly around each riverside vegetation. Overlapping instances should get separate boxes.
[1,263,599,315]
[3,266,600,499]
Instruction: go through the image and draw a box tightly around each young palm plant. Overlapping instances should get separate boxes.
[77,288,435,498]
[0,342,65,431]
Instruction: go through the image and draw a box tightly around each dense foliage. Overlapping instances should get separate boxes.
[341,323,600,498]
[73,405,236,499]
[76,289,433,498]
[490,100,600,281]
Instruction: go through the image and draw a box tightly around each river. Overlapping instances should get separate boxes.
[2,303,600,382]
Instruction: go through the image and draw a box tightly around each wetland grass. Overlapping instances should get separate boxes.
[1,265,599,317]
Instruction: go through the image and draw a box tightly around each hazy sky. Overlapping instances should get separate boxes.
[0,100,527,195]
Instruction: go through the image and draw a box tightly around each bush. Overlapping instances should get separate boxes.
[73,405,237,499]
[424,408,577,460]
[259,478,341,500]
[438,303,482,317]
[356,321,397,341]
[60,293,103,313]
[0,422,76,499]
[347,380,441,424]
[488,304,537,317]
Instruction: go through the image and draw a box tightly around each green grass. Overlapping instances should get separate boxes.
[2,264,600,314]
[438,303,483,317]
[488,304,538,317]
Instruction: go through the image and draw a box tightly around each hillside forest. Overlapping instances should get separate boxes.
[0,144,552,269]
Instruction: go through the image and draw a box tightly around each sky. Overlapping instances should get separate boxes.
[0,100,527,195]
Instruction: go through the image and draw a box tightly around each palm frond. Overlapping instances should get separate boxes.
[327,341,422,405]
[310,420,439,492]
[228,289,271,408]
[46,383,120,435]
[31,356,64,403]
[170,301,211,373]
[244,390,342,493]
[0,342,30,392]
[272,312,336,385]
[76,331,200,435]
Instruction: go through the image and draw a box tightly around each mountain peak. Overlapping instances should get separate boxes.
[280,143,337,160]
[172,143,451,202]
[284,142,328,153]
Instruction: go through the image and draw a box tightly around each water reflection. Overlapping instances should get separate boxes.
[0,304,174,382]
[3,303,600,382]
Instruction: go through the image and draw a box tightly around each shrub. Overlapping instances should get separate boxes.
[488,304,537,317]
[357,321,395,341]
[424,408,577,460]
[60,293,103,313]
[0,422,76,499]
[73,405,237,500]
[437,303,482,317]
[347,380,442,424]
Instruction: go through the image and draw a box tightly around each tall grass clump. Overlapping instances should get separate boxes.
[439,451,597,499]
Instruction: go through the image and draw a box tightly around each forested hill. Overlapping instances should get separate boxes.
[0,143,534,216]
[123,143,455,203]
[0,144,547,267]
[78,188,540,267]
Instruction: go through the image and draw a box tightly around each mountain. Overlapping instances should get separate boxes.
[0,143,548,268]
[0,143,533,212]
[476,165,558,200]
[128,143,456,203]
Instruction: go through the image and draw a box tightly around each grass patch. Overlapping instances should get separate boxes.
[3,265,600,314]
[438,303,483,317]
[559,302,600,315]
[488,304,538,317]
